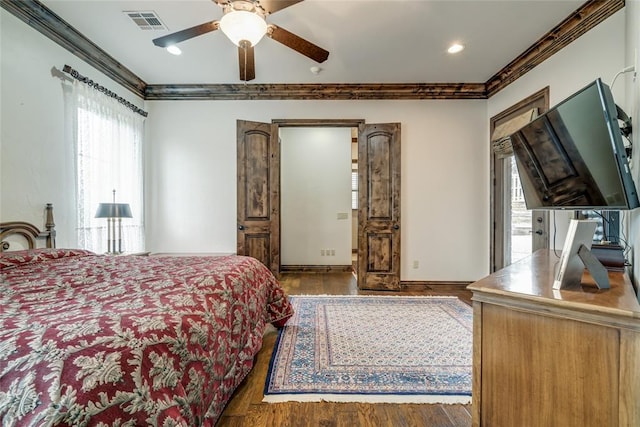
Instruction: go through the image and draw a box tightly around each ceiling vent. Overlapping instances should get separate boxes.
[125,11,167,31]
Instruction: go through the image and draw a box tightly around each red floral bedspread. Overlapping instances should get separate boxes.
[0,249,293,426]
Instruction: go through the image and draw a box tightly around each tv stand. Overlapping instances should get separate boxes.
[575,243,610,288]
[468,249,640,427]
[553,219,609,290]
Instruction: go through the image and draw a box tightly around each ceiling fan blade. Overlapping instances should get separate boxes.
[258,0,304,14]
[152,20,219,48]
[268,25,329,63]
[238,44,256,81]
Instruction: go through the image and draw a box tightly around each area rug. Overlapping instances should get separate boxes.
[263,295,472,404]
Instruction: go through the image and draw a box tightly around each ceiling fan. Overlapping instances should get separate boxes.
[152,0,329,82]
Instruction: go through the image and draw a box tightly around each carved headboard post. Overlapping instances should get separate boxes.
[0,204,57,251]
[45,203,56,248]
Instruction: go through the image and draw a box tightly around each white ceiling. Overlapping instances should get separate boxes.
[41,0,586,85]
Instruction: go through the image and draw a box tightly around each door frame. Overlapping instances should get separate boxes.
[238,118,401,289]
[490,87,550,272]
[273,118,363,275]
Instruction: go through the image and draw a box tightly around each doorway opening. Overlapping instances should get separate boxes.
[490,87,550,272]
[279,126,356,273]
[504,155,533,265]
[237,119,401,290]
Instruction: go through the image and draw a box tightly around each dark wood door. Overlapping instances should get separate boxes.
[510,111,606,207]
[357,123,401,290]
[236,120,280,276]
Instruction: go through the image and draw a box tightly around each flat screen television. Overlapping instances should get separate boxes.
[510,78,639,210]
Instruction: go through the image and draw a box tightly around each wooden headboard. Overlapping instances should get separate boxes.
[0,204,56,251]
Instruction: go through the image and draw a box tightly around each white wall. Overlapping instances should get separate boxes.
[146,99,489,281]
[625,0,640,295]
[488,9,628,252]
[0,9,145,248]
[280,127,352,265]
[2,5,633,285]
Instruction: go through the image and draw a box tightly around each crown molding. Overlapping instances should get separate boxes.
[144,83,488,100]
[0,0,147,98]
[486,0,625,97]
[1,0,625,101]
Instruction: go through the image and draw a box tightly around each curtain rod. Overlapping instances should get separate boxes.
[62,65,148,118]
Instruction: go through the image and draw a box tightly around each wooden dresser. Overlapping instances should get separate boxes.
[468,249,640,427]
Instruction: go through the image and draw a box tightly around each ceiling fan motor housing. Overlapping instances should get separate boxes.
[224,1,266,18]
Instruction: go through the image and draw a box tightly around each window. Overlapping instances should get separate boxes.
[578,210,621,244]
[73,82,145,253]
[352,170,358,209]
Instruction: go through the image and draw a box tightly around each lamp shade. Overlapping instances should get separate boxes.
[219,10,267,47]
[95,203,132,218]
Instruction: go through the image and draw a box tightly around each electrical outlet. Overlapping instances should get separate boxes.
[321,249,325,256]
[330,249,335,256]
[412,260,419,269]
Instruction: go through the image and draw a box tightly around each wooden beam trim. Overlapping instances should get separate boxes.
[272,119,364,127]
[485,0,625,97]
[1,0,147,98]
[144,83,488,100]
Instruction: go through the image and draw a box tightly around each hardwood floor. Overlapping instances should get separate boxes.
[216,272,473,426]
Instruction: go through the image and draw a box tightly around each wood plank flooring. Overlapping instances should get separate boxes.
[217,272,473,426]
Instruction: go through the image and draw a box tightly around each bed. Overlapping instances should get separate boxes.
[0,205,294,426]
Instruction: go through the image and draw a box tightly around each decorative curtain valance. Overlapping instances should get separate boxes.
[491,108,538,159]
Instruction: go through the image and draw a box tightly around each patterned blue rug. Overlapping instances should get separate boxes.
[263,295,472,403]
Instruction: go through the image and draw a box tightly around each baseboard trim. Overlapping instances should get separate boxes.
[281,265,353,273]
[400,281,472,291]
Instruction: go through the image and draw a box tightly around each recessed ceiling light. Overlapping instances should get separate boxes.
[166,45,182,55]
[448,43,464,54]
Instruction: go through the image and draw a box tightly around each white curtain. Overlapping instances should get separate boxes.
[72,81,145,253]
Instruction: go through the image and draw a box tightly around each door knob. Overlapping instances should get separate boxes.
[238,225,245,230]
[535,229,543,235]
[393,224,399,230]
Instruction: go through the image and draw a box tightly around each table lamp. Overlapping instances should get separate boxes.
[95,190,132,254]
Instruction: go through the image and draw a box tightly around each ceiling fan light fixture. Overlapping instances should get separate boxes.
[219,10,267,47]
